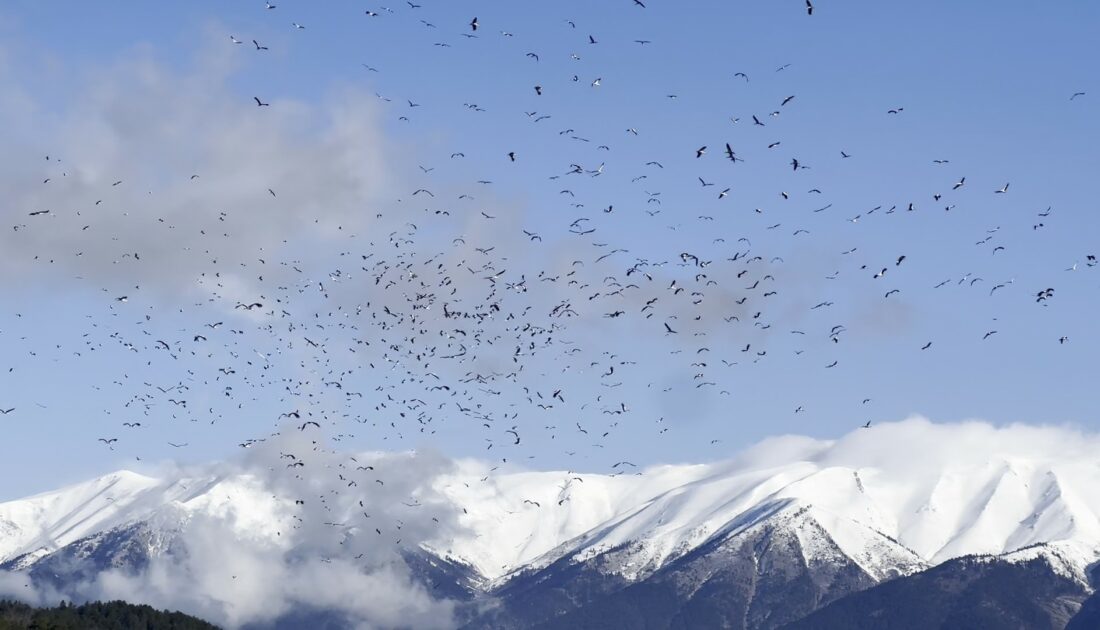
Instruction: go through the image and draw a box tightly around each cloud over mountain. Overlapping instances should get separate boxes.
[3,417,1100,628]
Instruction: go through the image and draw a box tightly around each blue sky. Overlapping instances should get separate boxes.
[0,1,1098,498]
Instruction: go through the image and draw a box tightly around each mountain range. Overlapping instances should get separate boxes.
[2,420,1100,628]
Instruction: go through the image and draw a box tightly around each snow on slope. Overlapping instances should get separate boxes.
[0,471,164,564]
[3,418,1100,585]
[0,471,290,567]
[431,418,1100,581]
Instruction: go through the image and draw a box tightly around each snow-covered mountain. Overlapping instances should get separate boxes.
[434,420,1100,588]
[0,471,286,571]
[3,419,1100,628]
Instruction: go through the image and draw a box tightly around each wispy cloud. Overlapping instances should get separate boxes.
[0,40,400,307]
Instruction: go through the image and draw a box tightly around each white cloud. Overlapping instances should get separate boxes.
[0,433,465,629]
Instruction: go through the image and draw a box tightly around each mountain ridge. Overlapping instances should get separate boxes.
[4,420,1100,628]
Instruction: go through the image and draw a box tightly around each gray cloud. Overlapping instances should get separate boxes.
[0,43,401,308]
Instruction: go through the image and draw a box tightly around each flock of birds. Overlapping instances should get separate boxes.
[2,1,1095,549]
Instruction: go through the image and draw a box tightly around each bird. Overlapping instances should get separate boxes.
[254,97,270,107]
[806,0,814,15]
[469,16,478,31]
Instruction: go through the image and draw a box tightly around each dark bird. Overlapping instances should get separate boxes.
[254,97,270,107]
